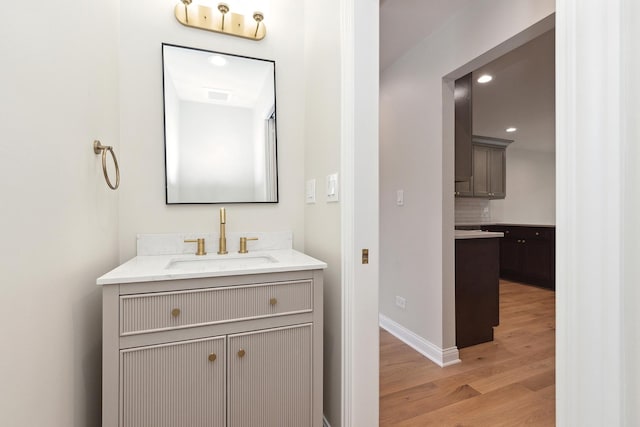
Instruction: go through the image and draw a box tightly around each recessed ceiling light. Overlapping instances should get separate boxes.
[506,127,517,133]
[208,55,227,66]
[477,74,493,84]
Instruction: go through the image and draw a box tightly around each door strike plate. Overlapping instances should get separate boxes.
[362,249,369,264]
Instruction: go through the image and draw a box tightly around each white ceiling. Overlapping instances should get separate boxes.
[473,29,555,153]
[380,2,555,153]
[163,45,273,109]
[379,0,473,71]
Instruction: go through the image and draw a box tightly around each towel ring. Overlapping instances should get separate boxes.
[93,140,120,190]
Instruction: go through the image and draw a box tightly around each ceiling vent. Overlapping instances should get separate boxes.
[207,89,231,102]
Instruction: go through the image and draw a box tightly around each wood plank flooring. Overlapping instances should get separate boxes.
[380,280,555,426]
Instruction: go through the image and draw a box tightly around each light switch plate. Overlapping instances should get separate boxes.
[396,190,404,206]
[326,173,339,202]
[305,179,316,204]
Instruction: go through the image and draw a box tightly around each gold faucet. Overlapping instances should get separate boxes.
[239,237,258,254]
[217,207,228,254]
[184,238,206,256]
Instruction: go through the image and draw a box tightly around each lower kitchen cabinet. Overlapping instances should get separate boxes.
[103,271,323,427]
[455,237,500,348]
[483,225,556,290]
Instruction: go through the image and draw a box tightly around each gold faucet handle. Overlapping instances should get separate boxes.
[184,238,207,256]
[238,237,259,254]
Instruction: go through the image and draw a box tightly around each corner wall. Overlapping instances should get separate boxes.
[380,0,555,351]
[118,0,306,261]
[302,0,343,424]
[0,0,120,425]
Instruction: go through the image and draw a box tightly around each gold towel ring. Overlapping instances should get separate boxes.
[93,140,120,190]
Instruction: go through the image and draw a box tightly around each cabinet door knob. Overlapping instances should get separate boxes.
[505,230,510,234]
[536,232,540,236]
[171,308,181,317]
[269,297,277,306]
[237,349,246,358]
[522,239,526,243]
[208,353,217,362]
[517,240,521,243]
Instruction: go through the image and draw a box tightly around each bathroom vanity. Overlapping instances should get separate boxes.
[98,233,326,427]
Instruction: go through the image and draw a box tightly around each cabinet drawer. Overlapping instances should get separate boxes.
[120,280,313,336]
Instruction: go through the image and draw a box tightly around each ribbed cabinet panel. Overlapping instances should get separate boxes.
[120,280,312,335]
[227,324,313,427]
[121,336,226,427]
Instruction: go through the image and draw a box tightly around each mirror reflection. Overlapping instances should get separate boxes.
[162,44,278,204]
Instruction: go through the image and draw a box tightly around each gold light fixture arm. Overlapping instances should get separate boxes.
[93,140,120,190]
[253,12,263,38]
[218,3,229,30]
[174,1,266,41]
[181,0,192,23]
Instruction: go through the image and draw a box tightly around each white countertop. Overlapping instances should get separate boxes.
[455,230,504,240]
[96,249,327,285]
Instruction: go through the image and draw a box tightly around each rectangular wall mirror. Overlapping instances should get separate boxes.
[162,44,278,204]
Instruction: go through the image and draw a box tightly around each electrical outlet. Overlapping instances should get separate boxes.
[395,296,406,309]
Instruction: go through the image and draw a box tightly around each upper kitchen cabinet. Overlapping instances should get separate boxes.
[455,73,473,183]
[456,136,511,199]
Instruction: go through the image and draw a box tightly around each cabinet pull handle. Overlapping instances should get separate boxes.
[238,349,246,358]
[171,308,181,317]
[270,297,277,306]
[208,353,217,362]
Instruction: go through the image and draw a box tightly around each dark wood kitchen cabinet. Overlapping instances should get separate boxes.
[482,225,556,290]
[455,237,500,348]
[455,73,473,183]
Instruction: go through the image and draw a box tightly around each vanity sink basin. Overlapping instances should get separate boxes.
[166,255,277,271]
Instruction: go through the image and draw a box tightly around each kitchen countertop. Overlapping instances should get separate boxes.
[455,230,504,240]
[96,249,327,285]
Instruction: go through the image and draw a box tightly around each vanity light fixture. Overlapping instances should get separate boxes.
[477,74,493,84]
[174,0,267,41]
[506,127,517,133]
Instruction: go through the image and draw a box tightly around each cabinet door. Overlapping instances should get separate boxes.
[455,178,473,197]
[228,324,313,427]
[522,239,553,286]
[121,336,226,427]
[489,147,506,198]
[500,237,522,277]
[472,145,490,197]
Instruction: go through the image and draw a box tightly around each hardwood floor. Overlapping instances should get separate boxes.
[380,280,555,426]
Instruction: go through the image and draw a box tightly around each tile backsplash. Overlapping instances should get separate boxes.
[455,198,492,225]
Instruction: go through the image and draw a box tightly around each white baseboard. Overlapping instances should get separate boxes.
[379,314,461,367]
[323,415,331,427]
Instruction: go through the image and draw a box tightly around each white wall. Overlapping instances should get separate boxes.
[302,0,342,424]
[380,0,555,351]
[118,0,306,261]
[0,0,120,426]
[490,147,556,225]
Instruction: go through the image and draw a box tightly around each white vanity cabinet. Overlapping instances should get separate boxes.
[102,269,323,427]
